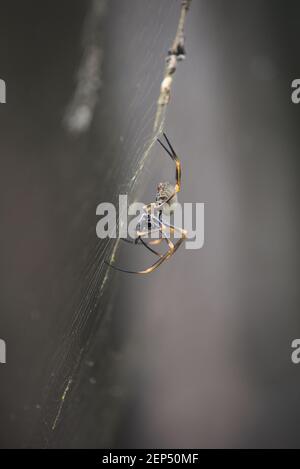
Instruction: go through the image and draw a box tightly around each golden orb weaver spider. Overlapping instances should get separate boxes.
[106,133,187,274]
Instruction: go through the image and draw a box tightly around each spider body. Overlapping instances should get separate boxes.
[156,181,178,215]
[106,133,187,274]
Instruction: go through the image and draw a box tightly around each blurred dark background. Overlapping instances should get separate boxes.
[0,0,300,448]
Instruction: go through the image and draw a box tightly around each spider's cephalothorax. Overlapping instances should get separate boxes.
[106,133,187,274]
[156,182,178,214]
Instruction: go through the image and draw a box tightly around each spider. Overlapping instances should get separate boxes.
[106,133,187,274]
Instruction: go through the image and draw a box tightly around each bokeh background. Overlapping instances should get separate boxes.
[0,0,300,448]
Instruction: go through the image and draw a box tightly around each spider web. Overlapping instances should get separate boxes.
[30,0,181,448]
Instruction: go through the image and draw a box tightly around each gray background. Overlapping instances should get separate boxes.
[0,0,299,448]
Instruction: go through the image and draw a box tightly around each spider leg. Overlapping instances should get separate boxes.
[160,221,188,259]
[124,223,182,275]
[165,222,187,253]
[130,229,175,274]
[157,133,181,194]
[145,218,187,256]
[162,133,177,158]
[156,217,187,254]
[148,238,164,246]
[133,222,183,274]
[139,237,163,257]
[104,243,172,274]
[105,222,164,274]
[132,222,164,257]
[122,234,163,257]
[157,138,174,160]
[105,223,175,274]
